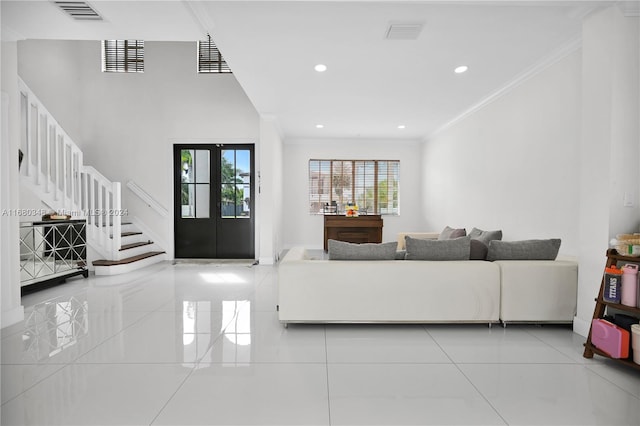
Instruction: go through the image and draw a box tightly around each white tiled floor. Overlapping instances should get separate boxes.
[2,261,640,425]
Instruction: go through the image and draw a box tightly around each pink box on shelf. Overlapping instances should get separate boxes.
[591,319,630,359]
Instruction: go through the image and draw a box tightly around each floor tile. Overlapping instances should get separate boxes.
[326,324,451,363]
[459,363,640,425]
[200,310,327,364]
[1,363,66,404]
[327,363,506,425]
[1,363,193,426]
[5,262,640,426]
[1,307,132,365]
[426,324,575,364]
[249,277,279,312]
[586,359,640,399]
[523,324,602,364]
[75,310,227,364]
[0,320,27,341]
[152,363,330,425]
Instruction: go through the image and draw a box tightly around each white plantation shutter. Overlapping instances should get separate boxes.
[103,40,144,73]
[198,35,232,73]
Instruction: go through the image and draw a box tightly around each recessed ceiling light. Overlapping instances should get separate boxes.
[454,65,468,74]
[314,64,327,72]
[397,125,406,129]
[316,124,324,129]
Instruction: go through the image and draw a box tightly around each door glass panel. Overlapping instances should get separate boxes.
[181,183,194,218]
[194,150,210,183]
[181,150,194,183]
[221,183,237,218]
[235,150,250,179]
[181,149,211,219]
[236,150,251,218]
[220,149,251,219]
[195,184,210,218]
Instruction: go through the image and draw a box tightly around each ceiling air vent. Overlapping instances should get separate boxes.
[54,1,102,20]
[385,23,424,40]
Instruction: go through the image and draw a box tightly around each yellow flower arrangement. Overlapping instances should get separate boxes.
[345,203,359,217]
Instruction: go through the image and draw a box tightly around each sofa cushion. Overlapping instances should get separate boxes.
[470,239,489,260]
[438,226,467,240]
[487,239,561,261]
[328,239,398,260]
[469,227,503,245]
[396,232,439,250]
[405,235,471,260]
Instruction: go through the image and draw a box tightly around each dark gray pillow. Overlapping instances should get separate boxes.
[405,236,471,260]
[469,239,488,260]
[487,239,561,261]
[328,239,397,260]
[438,226,467,240]
[469,227,503,245]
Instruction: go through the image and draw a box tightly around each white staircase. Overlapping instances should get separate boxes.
[18,78,166,275]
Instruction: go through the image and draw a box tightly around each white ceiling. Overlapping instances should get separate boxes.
[1,0,620,140]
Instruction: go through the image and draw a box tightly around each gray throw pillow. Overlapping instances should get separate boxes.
[469,227,503,245]
[487,239,561,261]
[438,226,467,240]
[469,239,488,260]
[405,236,471,261]
[328,239,397,260]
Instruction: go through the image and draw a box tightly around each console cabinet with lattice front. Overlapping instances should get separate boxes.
[20,219,88,295]
[583,249,640,370]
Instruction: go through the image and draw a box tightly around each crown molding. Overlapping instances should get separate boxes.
[617,1,640,17]
[1,26,25,42]
[181,0,216,37]
[428,35,582,139]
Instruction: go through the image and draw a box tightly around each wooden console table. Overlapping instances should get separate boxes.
[324,215,383,251]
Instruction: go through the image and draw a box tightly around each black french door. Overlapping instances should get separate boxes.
[173,144,254,259]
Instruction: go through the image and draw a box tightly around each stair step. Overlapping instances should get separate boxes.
[120,241,153,251]
[96,222,132,227]
[121,231,142,237]
[92,251,165,266]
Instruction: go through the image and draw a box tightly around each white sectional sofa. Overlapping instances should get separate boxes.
[277,246,578,327]
[497,260,578,324]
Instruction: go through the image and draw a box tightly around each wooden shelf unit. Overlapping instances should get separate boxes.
[583,249,640,371]
[323,214,383,251]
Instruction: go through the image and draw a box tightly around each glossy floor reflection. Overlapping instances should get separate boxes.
[2,261,640,425]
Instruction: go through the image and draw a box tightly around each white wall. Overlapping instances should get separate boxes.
[282,138,425,249]
[17,40,261,259]
[257,117,284,264]
[1,40,25,328]
[607,9,640,237]
[422,5,639,337]
[576,7,640,336]
[17,40,83,146]
[422,50,582,256]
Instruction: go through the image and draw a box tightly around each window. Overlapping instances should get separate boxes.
[309,160,400,215]
[198,35,231,73]
[102,40,144,73]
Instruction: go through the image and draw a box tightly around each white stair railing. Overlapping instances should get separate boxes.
[126,180,168,218]
[82,167,122,258]
[18,78,121,260]
[19,80,83,213]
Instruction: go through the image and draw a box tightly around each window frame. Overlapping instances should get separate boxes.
[198,35,232,74]
[308,159,400,216]
[102,40,144,73]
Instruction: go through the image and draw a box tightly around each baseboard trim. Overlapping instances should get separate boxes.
[259,256,275,265]
[573,316,590,337]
